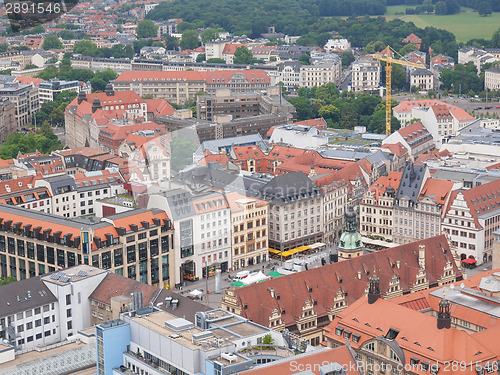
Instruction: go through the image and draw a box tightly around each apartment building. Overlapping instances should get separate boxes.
[351,58,381,93]
[360,172,401,241]
[112,70,271,105]
[0,51,25,68]
[381,121,435,161]
[299,60,341,87]
[0,80,39,129]
[196,88,295,122]
[443,179,500,265]
[97,308,289,375]
[272,61,301,88]
[393,164,430,244]
[409,68,435,91]
[312,169,351,244]
[38,79,82,104]
[485,66,500,91]
[64,88,148,149]
[458,46,499,73]
[147,189,231,285]
[0,205,174,287]
[263,172,324,253]
[226,192,269,271]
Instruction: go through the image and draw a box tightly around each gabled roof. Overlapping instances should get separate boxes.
[324,296,497,365]
[396,121,432,150]
[363,171,402,205]
[450,179,500,228]
[419,177,454,209]
[230,235,460,329]
[0,277,57,316]
[392,100,474,122]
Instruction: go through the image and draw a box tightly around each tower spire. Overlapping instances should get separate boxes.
[437,291,451,329]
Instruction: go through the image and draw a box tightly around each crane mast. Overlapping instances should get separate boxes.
[371,46,426,135]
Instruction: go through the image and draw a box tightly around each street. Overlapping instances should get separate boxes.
[175,245,336,309]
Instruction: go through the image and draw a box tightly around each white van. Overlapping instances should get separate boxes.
[233,270,250,282]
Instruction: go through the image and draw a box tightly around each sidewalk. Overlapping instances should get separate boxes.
[175,247,335,309]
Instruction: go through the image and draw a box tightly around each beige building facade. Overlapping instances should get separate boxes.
[226,192,269,271]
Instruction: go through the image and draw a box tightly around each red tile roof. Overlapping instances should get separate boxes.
[324,296,498,367]
[403,33,422,44]
[363,171,402,204]
[89,272,159,306]
[419,177,454,209]
[381,142,408,157]
[15,76,44,87]
[393,100,474,122]
[222,43,247,55]
[115,70,271,84]
[292,117,328,129]
[448,179,500,229]
[145,98,175,117]
[228,235,461,330]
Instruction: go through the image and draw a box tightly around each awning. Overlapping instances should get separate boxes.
[308,242,326,250]
[462,258,477,264]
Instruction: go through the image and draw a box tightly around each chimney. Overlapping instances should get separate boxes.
[357,270,362,280]
[367,271,380,304]
[77,90,87,104]
[92,97,102,113]
[419,244,425,269]
[396,260,400,269]
[172,299,179,311]
[165,296,172,308]
[105,83,115,96]
[437,294,451,329]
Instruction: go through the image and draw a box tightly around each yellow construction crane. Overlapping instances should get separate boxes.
[371,45,426,135]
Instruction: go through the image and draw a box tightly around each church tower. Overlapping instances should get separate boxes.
[337,202,364,261]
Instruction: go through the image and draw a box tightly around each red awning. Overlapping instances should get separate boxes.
[461,258,477,264]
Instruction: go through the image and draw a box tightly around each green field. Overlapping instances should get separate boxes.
[384,6,500,42]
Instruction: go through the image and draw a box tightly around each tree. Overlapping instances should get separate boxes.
[90,69,118,92]
[493,28,500,48]
[391,64,407,91]
[136,20,158,39]
[340,51,355,67]
[299,53,310,65]
[73,40,98,57]
[340,103,358,129]
[59,30,75,40]
[24,64,38,70]
[31,25,45,34]
[201,28,219,44]
[478,1,492,16]
[196,53,206,62]
[434,1,447,14]
[179,29,199,50]
[0,276,16,285]
[42,35,63,50]
[318,104,340,122]
[233,46,254,65]
[287,97,313,121]
[163,34,179,50]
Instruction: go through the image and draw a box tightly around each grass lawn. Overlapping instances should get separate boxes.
[384,7,500,42]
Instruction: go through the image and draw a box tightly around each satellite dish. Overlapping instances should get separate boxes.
[460,283,465,289]
[449,284,455,290]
